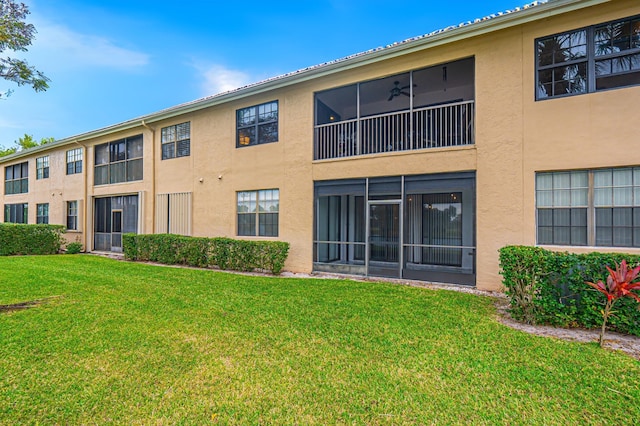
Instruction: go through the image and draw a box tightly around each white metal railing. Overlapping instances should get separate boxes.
[314,100,475,160]
[314,119,358,160]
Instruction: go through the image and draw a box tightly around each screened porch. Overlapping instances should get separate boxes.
[314,58,475,160]
[313,173,476,286]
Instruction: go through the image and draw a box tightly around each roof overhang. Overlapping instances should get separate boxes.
[0,0,610,163]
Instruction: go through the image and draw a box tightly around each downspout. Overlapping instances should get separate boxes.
[141,120,156,234]
[73,140,88,251]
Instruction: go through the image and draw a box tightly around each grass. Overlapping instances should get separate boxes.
[0,255,639,424]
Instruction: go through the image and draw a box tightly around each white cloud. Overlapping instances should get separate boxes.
[199,64,252,96]
[28,20,149,71]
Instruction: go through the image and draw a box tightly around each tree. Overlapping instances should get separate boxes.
[15,133,38,149]
[0,133,53,157]
[0,145,16,156]
[0,0,49,98]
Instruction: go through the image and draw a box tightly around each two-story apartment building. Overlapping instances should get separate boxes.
[1,0,639,291]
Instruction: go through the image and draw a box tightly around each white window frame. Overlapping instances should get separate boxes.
[237,189,280,237]
[536,167,640,247]
[66,148,83,175]
[36,156,49,180]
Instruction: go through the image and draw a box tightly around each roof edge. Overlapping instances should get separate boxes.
[0,0,611,163]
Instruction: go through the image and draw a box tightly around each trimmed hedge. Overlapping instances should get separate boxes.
[123,233,290,274]
[0,223,65,256]
[499,245,640,336]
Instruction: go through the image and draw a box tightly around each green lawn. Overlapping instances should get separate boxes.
[0,255,638,424]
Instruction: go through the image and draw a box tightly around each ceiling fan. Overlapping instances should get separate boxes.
[388,81,411,101]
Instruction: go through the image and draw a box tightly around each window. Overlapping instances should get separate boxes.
[66,148,83,175]
[161,122,190,160]
[94,135,143,185]
[36,156,49,180]
[536,15,640,99]
[67,201,78,230]
[36,203,49,224]
[4,162,28,195]
[536,167,640,247]
[537,29,588,98]
[4,203,27,223]
[536,171,588,245]
[237,189,279,236]
[594,17,640,90]
[236,101,278,147]
[593,169,640,247]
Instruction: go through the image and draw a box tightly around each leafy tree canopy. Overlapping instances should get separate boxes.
[0,0,49,98]
[0,133,54,157]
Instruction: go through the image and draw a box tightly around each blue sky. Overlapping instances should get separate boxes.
[1,0,530,148]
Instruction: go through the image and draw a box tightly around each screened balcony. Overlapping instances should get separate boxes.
[314,58,475,160]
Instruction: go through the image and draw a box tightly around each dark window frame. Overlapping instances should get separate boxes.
[161,122,191,160]
[66,148,83,175]
[4,203,28,224]
[36,156,49,180]
[4,162,28,195]
[36,203,49,224]
[236,101,279,148]
[536,14,640,100]
[94,135,143,186]
[237,189,279,237]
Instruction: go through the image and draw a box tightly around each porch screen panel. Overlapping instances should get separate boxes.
[405,173,475,192]
[123,195,138,234]
[352,196,365,261]
[314,179,366,266]
[94,197,111,251]
[405,193,463,267]
[405,195,423,264]
[368,176,401,199]
[315,179,365,196]
[317,196,341,262]
[422,193,462,266]
[369,203,400,263]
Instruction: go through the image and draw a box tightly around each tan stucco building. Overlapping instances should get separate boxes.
[2,0,639,291]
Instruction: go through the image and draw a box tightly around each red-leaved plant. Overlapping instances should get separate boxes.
[586,260,640,347]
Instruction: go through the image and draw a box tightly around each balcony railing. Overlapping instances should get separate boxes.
[314,100,475,160]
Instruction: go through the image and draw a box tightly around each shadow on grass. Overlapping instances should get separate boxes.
[0,296,61,314]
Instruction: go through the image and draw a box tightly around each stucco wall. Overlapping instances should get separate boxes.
[1,0,639,291]
[1,147,86,245]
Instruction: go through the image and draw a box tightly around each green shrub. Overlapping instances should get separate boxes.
[499,245,640,336]
[497,246,547,324]
[0,223,65,256]
[123,233,290,275]
[65,241,83,254]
